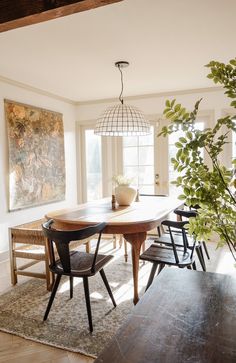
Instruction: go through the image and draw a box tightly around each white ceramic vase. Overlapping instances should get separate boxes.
[115,185,137,206]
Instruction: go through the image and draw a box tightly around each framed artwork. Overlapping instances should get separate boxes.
[5,100,66,211]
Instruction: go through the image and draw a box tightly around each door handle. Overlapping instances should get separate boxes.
[155,173,160,186]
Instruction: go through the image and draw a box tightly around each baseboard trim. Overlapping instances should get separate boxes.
[0,251,9,263]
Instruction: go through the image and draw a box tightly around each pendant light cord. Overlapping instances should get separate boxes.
[118,64,124,105]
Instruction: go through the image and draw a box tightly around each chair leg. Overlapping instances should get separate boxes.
[119,234,123,248]
[83,277,93,333]
[158,263,165,274]
[145,263,159,292]
[113,234,117,249]
[199,244,207,269]
[124,239,128,263]
[141,241,146,253]
[202,241,210,260]
[192,261,197,270]
[196,245,206,271]
[100,269,116,307]
[85,240,91,253]
[44,274,61,321]
[69,276,73,299]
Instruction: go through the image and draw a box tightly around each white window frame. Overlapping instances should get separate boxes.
[117,115,167,195]
[76,120,119,203]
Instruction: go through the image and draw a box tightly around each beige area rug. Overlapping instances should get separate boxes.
[0,247,150,358]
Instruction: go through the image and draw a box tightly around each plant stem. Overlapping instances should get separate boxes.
[204,145,236,205]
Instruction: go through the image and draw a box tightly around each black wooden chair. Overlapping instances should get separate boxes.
[42,219,116,332]
[140,220,196,291]
[174,207,210,260]
[153,209,206,271]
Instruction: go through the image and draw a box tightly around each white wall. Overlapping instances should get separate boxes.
[0,81,77,257]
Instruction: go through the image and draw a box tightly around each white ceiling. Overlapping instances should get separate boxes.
[0,0,235,103]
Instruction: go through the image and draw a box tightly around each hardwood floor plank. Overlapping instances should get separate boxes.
[67,352,94,363]
[0,332,94,363]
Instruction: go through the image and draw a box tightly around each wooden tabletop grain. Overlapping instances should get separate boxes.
[95,268,236,363]
[46,196,183,234]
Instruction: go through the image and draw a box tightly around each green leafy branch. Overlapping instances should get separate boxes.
[159,58,236,262]
[206,58,236,107]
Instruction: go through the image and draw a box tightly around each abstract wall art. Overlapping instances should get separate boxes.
[5,100,66,211]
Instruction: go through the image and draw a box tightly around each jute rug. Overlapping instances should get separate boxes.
[0,249,149,358]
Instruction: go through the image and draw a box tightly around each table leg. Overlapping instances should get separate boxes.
[124,232,147,305]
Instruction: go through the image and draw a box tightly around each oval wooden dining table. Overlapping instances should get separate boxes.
[45,195,183,304]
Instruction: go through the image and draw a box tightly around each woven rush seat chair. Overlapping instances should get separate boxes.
[9,219,53,290]
[140,220,197,291]
[9,218,92,291]
[42,219,116,333]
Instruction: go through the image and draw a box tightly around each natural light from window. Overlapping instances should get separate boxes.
[85,129,102,201]
[123,126,155,194]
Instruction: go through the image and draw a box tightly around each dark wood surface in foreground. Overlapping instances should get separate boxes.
[0,0,123,33]
[95,268,236,363]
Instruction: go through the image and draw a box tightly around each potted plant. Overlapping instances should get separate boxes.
[112,175,136,206]
[159,58,236,262]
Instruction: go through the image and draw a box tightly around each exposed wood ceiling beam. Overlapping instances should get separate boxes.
[0,0,123,33]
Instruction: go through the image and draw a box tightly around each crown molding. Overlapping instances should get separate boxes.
[76,86,224,106]
[0,74,224,107]
[0,75,77,105]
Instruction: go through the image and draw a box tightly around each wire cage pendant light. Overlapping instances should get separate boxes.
[94,61,151,136]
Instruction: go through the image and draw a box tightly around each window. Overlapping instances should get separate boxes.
[85,129,102,201]
[122,126,155,194]
[78,114,212,202]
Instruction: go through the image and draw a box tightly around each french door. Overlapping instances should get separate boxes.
[78,114,213,202]
[79,124,115,202]
[121,126,156,194]
[83,128,103,201]
[120,116,213,197]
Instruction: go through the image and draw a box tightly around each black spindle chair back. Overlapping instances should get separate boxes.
[161,220,195,263]
[41,219,116,333]
[42,219,106,274]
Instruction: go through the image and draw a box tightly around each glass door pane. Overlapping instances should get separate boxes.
[123,127,155,194]
[85,129,102,201]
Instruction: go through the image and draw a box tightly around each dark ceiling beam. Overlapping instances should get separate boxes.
[0,0,123,33]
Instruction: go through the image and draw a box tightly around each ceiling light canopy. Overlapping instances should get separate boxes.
[94,61,151,136]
